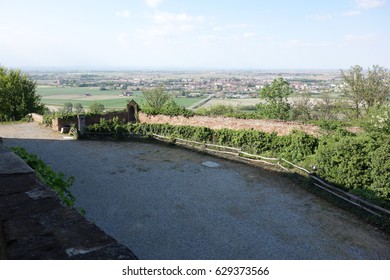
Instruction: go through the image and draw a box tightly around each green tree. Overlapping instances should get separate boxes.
[0,66,44,121]
[258,77,292,120]
[88,102,105,114]
[292,93,313,121]
[142,85,172,111]
[63,102,73,114]
[74,103,84,114]
[340,65,390,119]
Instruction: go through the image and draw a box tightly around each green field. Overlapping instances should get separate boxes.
[37,86,205,109]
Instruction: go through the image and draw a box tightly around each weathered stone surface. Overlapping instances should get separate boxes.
[0,146,33,175]
[0,173,37,195]
[0,143,137,260]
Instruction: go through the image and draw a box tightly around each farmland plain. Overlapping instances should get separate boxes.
[37,86,205,110]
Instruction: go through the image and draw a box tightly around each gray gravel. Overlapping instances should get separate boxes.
[2,122,390,259]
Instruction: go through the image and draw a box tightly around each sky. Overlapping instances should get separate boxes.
[0,0,389,70]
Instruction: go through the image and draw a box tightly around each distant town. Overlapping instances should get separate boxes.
[29,70,343,99]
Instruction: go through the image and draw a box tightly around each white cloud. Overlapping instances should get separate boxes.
[153,11,191,23]
[344,33,376,42]
[213,23,249,31]
[145,0,163,9]
[307,14,333,21]
[198,35,218,44]
[280,39,312,48]
[355,0,386,9]
[152,11,204,25]
[179,24,195,32]
[243,32,257,39]
[342,1,385,17]
[341,10,362,16]
[115,10,130,18]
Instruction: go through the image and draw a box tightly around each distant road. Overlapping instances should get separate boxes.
[2,122,390,259]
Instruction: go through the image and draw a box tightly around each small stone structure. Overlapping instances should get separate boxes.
[32,100,140,133]
[127,100,139,123]
[0,144,137,260]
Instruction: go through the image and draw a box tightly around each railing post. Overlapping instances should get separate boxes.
[78,114,86,136]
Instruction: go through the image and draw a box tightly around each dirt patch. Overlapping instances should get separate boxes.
[139,112,320,136]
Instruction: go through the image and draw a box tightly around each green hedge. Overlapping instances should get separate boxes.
[315,131,390,203]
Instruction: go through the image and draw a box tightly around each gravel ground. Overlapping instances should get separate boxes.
[1,122,390,259]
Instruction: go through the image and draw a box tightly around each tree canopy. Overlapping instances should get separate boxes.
[88,102,105,114]
[258,77,292,120]
[0,66,44,121]
[340,65,390,119]
[142,85,172,111]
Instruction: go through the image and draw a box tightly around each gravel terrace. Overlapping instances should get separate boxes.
[1,122,390,259]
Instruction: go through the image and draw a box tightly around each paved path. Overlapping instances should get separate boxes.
[1,122,390,259]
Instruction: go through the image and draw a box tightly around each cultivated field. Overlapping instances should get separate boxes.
[198,95,342,109]
[37,86,205,110]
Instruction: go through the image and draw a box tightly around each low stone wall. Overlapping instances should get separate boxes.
[51,116,78,131]
[85,111,127,127]
[0,144,137,260]
[31,113,44,124]
[138,112,320,136]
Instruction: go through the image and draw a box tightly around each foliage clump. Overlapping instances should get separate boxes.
[0,66,45,121]
[141,86,193,117]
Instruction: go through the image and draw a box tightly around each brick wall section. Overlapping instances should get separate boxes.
[51,116,78,131]
[85,111,127,127]
[138,112,320,136]
[0,144,137,260]
[50,112,128,131]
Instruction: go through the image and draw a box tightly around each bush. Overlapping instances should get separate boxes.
[315,132,390,189]
[276,130,318,162]
[141,99,194,117]
[360,106,390,134]
[88,102,105,114]
[196,104,237,116]
[0,67,45,121]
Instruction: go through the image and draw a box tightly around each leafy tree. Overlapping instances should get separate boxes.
[63,102,73,114]
[258,77,292,120]
[314,93,338,120]
[88,102,105,114]
[292,93,313,121]
[196,104,237,116]
[73,103,84,114]
[142,85,172,111]
[340,65,390,119]
[0,66,44,121]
